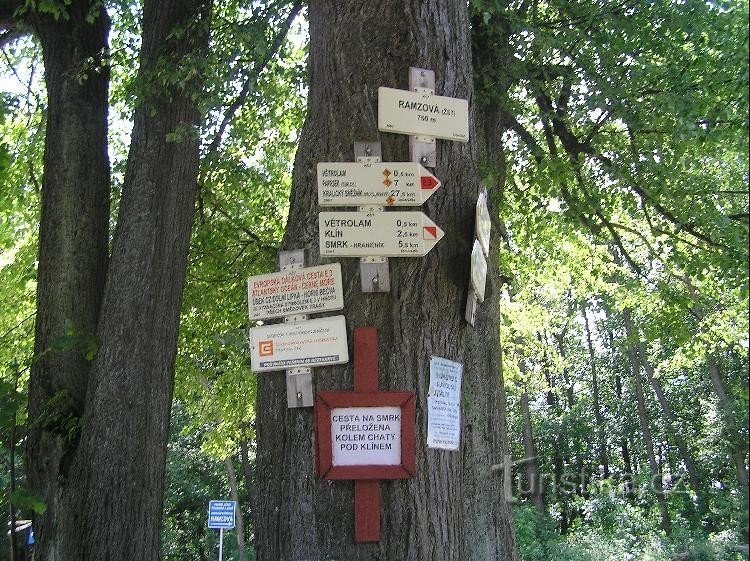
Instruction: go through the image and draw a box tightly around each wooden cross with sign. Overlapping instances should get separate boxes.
[315,327,416,542]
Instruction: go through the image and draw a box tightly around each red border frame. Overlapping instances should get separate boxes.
[315,391,416,480]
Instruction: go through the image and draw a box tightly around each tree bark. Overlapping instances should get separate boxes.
[622,309,672,535]
[25,0,212,559]
[239,438,256,524]
[254,2,517,560]
[25,2,110,558]
[638,342,707,519]
[226,456,249,561]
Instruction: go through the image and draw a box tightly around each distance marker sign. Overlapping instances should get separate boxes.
[317,162,441,206]
[319,211,444,257]
[378,87,469,141]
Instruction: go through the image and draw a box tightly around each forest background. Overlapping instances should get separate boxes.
[0,0,748,560]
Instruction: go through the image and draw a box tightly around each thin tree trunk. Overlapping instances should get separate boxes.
[582,302,610,478]
[622,309,672,535]
[520,390,545,516]
[239,439,256,524]
[638,342,707,519]
[226,456,249,561]
[254,2,517,560]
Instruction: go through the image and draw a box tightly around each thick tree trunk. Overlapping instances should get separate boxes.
[226,456,249,561]
[254,2,517,560]
[582,302,610,479]
[622,309,672,536]
[26,0,212,559]
[25,2,110,558]
[638,342,707,519]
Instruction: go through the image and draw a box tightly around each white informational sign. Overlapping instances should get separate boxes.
[475,190,491,255]
[331,406,402,466]
[428,356,463,401]
[427,357,463,451]
[378,87,469,142]
[317,162,441,206]
[247,263,344,320]
[319,211,444,257]
[470,240,488,303]
[427,399,461,450]
[249,315,348,372]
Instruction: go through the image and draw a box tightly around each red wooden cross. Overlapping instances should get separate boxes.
[315,327,416,542]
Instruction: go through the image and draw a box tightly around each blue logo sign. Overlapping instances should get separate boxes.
[208,500,236,529]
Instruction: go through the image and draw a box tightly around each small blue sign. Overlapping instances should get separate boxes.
[208,500,236,529]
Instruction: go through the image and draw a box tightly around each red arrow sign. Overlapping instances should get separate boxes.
[421,175,439,190]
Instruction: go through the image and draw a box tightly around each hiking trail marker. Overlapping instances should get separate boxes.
[379,67,469,168]
[315,327,416,543]
[247,250,348,408]
[317,161,441,206]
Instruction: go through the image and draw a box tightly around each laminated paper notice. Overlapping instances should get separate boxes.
[427,357,463,450]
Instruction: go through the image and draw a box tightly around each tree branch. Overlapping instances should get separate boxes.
[204,1,302,158]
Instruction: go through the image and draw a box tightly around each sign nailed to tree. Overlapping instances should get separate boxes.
[378,87,469,141]
[247,263,344,320]
[317,162,441,206]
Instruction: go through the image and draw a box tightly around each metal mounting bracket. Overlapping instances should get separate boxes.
[408,67,437,168]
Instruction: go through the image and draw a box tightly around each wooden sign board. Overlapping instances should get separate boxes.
[316,392,415,480]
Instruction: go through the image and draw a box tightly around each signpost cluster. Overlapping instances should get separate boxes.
[247,66,477,544]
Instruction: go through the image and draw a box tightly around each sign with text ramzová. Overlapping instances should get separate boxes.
[249,315,349,373]
[317,162,441,206]
[247,263,344,320]
[207,500,236,529]
[378,87,469,141]
[319,211,444,257]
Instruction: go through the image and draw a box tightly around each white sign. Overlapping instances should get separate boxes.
[249,315,348,372]
[317,162,441,206]
[378,87,469,142]
[428,356,463,401]
[247,263,344,320]
[427,357,463,451]
[331,406,402,466]
[427,398,461,450]
[475,190,491,255]
[319,211,444,257]
[470,240,487,302]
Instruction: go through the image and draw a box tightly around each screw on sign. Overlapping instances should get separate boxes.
[315,327,416,543]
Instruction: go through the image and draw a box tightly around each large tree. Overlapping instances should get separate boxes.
[2,0,213,558]
[254,1,518,560]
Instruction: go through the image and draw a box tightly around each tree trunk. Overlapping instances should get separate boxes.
[226,456,249,561]
[520,390,545,516]
[582,302,609,479]
[25,0,212,559]
[638,342,707,519]
[25,2,110,558]
[622,309,672,535]
[254,2,517,560]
